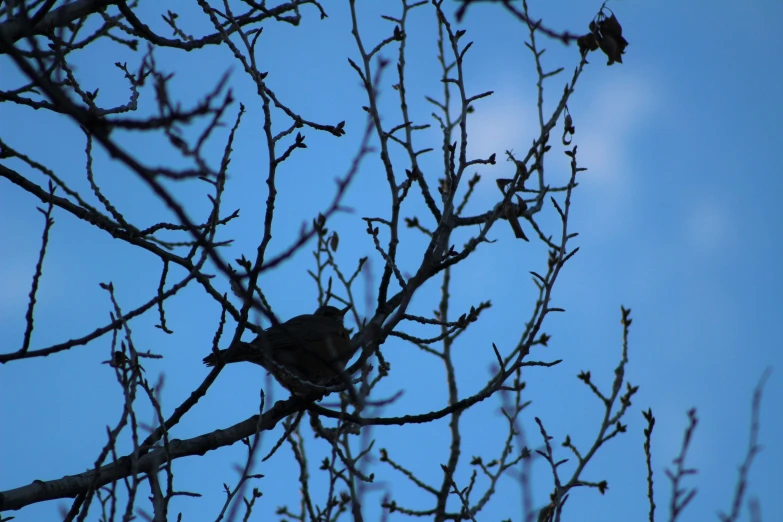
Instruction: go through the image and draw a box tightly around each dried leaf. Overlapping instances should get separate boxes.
[581,11,629,66]
[597,32,623,65]
[602,14,624,39]
[503,200,529,241]
[496,178,513,194]
[577,33,599,55]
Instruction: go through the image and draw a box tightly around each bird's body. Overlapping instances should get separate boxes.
[203,305,354,392]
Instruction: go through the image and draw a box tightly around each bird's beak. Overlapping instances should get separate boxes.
[339,304,352,316]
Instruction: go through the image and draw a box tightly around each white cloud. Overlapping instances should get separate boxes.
[416,69,662,241]
[684,197,732,254]
[573,72,661,237]
[0,262,34,321]
[577,73,659,184]
[465,94,538,161]
[466,72,659,191]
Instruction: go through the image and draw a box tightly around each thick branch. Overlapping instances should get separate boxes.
[0,394,306,511]
[0,0,120,46]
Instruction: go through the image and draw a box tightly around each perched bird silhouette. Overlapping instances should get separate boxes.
[203,304,354,393]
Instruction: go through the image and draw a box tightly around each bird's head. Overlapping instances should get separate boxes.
[314,304,351,322]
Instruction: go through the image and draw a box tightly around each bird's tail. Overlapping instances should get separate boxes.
[202,343,264,367]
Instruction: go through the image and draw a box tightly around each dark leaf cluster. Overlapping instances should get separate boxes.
[577,8,628,66]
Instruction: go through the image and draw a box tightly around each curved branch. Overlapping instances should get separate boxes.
[0,394,309,511]
[0,0,120,47]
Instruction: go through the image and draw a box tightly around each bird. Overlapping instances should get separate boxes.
[203,304,355,393]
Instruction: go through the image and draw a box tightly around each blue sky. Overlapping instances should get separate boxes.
[1,1,781,521]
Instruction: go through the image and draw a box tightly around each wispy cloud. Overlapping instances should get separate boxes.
[574,72,660,236]
[459,71,660,240]
[466,91,538,162]
[578,74,659,181]
[683,196,733,254]
[0,261,33,321]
